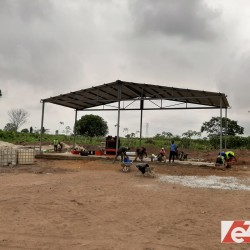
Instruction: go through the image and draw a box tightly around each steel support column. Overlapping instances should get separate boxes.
[225,108,228,149]
[115,83,122,153]
[39,101,45,154]
[139,100,144,146]
[220,97,223,154]
[73,110,78,149]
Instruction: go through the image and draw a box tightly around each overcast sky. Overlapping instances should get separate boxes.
[0,0,250,137]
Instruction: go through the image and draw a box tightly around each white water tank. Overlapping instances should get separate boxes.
[17,148,35,164]
[0,147,17,166]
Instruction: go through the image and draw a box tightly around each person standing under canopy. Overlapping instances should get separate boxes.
[169,140,177,163]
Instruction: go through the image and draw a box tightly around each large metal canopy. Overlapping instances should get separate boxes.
[42,80,229,110]
[39,80,230,153]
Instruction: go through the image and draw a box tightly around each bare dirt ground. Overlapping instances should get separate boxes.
[0,152,250,250]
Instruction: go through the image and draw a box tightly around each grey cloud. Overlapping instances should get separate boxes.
[0,0,249,136]
[128,0,220,41]
[0,0,53,25]
[0,0,100,92]
[216,51,250,110]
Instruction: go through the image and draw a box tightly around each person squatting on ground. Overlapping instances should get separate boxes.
[216,151,237,168]
[178,151,188,161]
[169,140,177,163]
[113,146,130,163]
[157,147,166,162]
[134,147,147,162]
[58,141,63,152]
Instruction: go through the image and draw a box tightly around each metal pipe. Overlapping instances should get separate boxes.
[225,108,228,149]
[80,106,223,111]
[116,101,121,152]
[39,101,45,154]
[115,83,122,152]
[73,110,78,149]
[139,100,144,146]
[220,97,223,154]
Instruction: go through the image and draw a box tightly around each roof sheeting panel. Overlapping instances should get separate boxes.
[42,80,229,110]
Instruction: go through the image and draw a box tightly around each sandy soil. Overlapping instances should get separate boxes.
[0,156,249,250]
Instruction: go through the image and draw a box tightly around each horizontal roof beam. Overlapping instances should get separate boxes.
[77,106,226,111]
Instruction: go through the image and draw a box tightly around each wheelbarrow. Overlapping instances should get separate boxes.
[121,157,133,172]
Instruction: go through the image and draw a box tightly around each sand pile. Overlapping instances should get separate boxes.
[0,141,21,148]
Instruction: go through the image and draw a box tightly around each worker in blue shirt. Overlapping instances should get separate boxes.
[169,140,177,163]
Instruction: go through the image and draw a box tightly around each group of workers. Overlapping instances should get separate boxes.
[112,142,237,169]
[151,141,185,163]
[53,135,237,168]
[113,140,179,163]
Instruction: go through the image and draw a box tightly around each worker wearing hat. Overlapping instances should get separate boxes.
[157,147,166,162]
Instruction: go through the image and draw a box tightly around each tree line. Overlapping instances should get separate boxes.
[2,109,245,144]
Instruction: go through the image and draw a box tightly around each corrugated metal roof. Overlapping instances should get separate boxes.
[42,80,229,110]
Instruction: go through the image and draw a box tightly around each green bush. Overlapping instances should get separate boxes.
[1,130,250,151]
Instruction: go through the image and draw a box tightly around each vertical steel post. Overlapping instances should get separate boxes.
[220,97,223,154]
[116,101,121,151]
[39,101,45,154]
[225,108,227,149]
[73,110,78,149]
[139,99,144,146]
[116,82,122,153]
